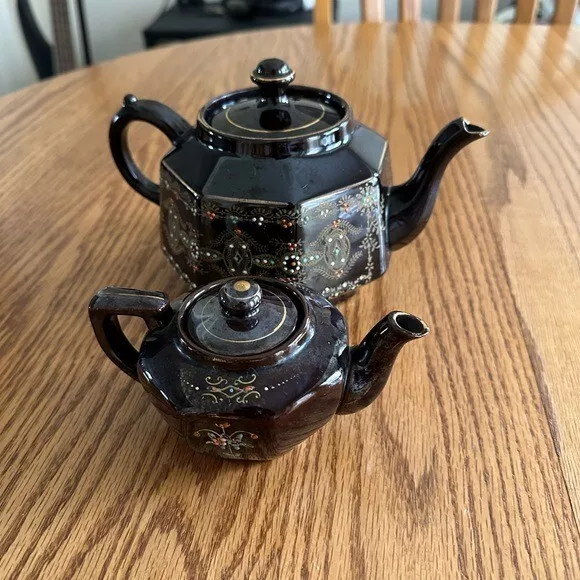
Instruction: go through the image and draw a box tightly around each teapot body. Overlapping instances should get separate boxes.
[89,277,431,460]
[90,281,349,460]
[110,59,487,301]
[160,123,391,300]
[140,294,348,460]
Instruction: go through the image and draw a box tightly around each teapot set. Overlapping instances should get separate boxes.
[90,58,487,460]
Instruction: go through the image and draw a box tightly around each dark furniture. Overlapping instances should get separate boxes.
[143,4,315,47]
[17,0,92,80]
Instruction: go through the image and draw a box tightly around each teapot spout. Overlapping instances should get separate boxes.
[386,118,488,250]
[337,312,429,415]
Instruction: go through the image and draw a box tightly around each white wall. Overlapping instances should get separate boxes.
[0,0,166,95]
[0,0,48,93]
[84,0,166,63]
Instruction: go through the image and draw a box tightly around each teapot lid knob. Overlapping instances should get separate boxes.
[219,279,262,318]
[251,58,295,99]
[183,277,309,359]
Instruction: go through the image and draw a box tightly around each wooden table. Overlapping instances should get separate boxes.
[0,22,578,579]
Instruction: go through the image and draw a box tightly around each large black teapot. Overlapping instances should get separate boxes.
[109,58,487,300]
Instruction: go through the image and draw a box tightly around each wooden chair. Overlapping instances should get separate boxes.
[314,0,578,25]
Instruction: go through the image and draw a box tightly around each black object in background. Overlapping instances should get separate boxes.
[222,0,304,19]
[144,2,331,48]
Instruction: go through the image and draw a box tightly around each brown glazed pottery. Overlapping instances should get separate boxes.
[89,276,429,460]
[109,58,488,300]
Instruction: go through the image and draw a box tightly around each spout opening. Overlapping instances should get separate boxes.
[462,118,489,137]
[390,311,430,338]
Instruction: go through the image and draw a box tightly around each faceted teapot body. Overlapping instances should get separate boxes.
[109,58,487,300]
[160,122,390,299]
[89,277,429,460]
[139,286,348,460]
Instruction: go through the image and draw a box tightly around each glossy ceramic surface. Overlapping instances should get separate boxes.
[89,277,429,460]
[109,58,488,299]
[187,279,300,356]
[195,58,353,156]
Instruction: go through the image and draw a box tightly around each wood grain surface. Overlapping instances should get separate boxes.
[0,23,579,579]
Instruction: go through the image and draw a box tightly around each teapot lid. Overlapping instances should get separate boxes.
[196,58,354,157]
[178,277,311,363]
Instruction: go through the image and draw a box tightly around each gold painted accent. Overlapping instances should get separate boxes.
[251,71,294,84]
[299,177,377,208]
[193,423,258,458]
[200,291,288,344]
[224,102,325,134]
[196,90,353,144]
[201,374,261,404]
[233,280,251,292]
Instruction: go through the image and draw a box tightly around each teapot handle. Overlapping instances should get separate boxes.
[109,95,193,204]
[89,287,173,381]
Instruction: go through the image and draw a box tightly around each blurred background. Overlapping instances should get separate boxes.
[0,0,577,95]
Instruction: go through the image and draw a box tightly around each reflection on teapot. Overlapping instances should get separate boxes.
[109,58,488,300]
[89,277,429,460]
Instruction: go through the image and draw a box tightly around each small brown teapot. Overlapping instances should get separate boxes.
[89,276,429,460]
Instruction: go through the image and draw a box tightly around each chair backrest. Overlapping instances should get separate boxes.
[314,0,578,24]
[17,0,77,80]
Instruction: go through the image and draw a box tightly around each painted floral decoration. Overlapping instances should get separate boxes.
[193,423,259,458]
